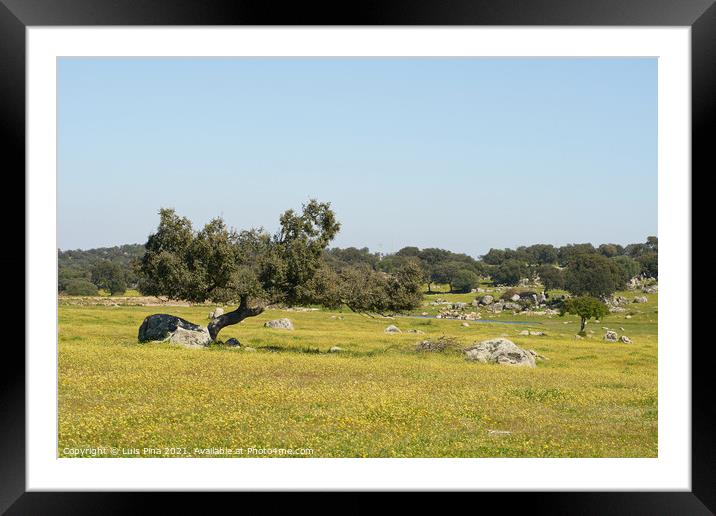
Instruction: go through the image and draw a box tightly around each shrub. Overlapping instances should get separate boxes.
[451,269,479,293]
[63,279,99,296]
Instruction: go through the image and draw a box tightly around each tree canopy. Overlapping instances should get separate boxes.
[560,295,609,334]
[563,253,624,298]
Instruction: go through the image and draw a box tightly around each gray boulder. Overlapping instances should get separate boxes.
[138,314,210,347]
[604,330,618,342]
[329,346,343,353]
[264,318,294,330]
[480,295,494,305]
[633,296,648,304]
[384,324,402,333]
[225,338,241,347]
[464,338,536,367]
[620,335,632,344]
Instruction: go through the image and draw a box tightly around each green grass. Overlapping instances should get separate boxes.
[58,288,658,458]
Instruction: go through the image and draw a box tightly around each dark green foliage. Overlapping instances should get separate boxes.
[316,260,423,315]
[611,255,642,283]
[91,260,127,295]
[395,246,420,258]
[324,247,379,271]
[63,279,99,296]
[451,269,479,293]
[558,243,597,266]
[598,243,624,258]
[636,252,658,279]
[492,260,524,286]
[560,295,609,334]
[563,253,624,298]
[526,244,559,265]
[138,200,340,306]
[482,248,506,265]
[538,264,565,291]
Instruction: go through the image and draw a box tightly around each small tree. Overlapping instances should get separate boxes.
[431,261,461,292]
[560,296,609,335]
[451,269,479,293]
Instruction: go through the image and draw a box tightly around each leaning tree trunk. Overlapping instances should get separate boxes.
[207,295,266,341]
[579,317,587,334]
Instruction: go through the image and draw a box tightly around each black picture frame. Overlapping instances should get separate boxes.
[2,0,708,512]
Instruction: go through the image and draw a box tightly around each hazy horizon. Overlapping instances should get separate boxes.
[58,57,657,256]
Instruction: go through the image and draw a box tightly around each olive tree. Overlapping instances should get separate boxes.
[138,200,341,340]
[560,296,609,335]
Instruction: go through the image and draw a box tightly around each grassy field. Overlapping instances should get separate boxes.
[58,287,658,458]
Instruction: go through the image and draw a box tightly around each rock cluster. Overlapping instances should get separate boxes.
[604,329,632,343]
[416,336,459,352]
[604,330,618,342]
[436,308,481,320]
[518,330,545,336]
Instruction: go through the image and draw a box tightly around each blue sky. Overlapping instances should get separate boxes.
[58,57,657,256]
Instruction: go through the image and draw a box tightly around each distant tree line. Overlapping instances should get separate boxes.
[59,236,657,298]
[58,244,144,295]
[321,236,657,294]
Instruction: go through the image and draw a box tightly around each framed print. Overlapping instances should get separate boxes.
[3,0,711,512]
